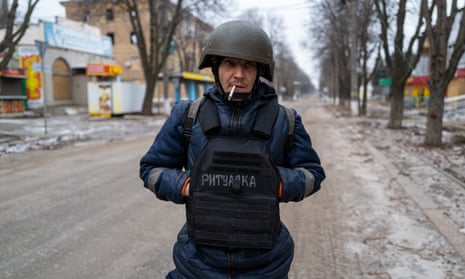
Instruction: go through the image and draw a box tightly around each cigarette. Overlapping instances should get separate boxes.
[228,85,236,101]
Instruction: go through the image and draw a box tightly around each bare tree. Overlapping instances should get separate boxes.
[421,0,465,146]
[238,8,310,99]
[307,0,379,113]
[318,51,339,102]
[263,13,288,96]
[0,0,8,28]
[124,0,184,115]
[173,15,210,72]
[308,0,351,107]
[357,0,379,116]
[0,0,40,69]
[374,0,429,128]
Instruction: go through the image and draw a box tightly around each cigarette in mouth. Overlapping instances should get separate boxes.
[228,85,236,101]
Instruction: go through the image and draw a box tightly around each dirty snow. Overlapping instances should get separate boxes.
[351,104,465,232]
[317,101,465,278]
[0,113,165,156]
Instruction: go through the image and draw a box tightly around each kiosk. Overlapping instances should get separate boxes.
[87,62,145,117]
[0,68,27,116]
[86,62,143,118]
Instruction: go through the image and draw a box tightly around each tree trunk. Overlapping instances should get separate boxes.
[142,79,156,115]
[341,69,351,109]
[361,80,368,116]
[374,0,428,129]
[419,0,465,146]
[333,53,340,105]
[387,81,404,128]
[424,84,445,146]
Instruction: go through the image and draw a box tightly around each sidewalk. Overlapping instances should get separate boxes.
[288,98,465,277]
[0,107,166,156]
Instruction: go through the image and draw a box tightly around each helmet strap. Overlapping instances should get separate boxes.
[210,56,223,81]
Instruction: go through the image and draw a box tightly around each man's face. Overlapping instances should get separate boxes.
[218,57,258,99]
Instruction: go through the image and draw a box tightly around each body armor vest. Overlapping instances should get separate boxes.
[185,98,283,249]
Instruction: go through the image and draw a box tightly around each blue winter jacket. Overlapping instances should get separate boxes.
[140,82,325,278]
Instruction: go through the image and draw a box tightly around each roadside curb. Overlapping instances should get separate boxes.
[365,140,465,262]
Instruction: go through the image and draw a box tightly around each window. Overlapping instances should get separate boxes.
[106,9,114,21]
[130,32,137,45]
[107,32,115,45]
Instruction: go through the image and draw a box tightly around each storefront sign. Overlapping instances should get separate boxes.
[0,68,26,78]
[17,46,43,108]
[86,63,121,76]
[411,76,430,85]
[44,22,112,56]
[379,78,391,86]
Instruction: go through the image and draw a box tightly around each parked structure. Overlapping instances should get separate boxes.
[0,68,26,115]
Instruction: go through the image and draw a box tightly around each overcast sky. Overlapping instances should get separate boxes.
[20,0,317,83]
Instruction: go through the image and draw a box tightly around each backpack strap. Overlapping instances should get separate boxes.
[283,106,296,153]
[183,96,205,146]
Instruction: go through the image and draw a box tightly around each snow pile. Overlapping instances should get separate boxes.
[0,114,166,157]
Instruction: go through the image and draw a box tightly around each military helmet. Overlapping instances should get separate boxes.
[198,20,274,81]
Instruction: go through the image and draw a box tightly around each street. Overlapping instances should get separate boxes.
[1,95,465,278]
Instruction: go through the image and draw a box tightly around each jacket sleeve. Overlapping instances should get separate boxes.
[278,110,325,202]
[139,101,191,204]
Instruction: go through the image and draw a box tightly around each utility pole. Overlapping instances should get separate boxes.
[35,40,49,135]
[349,0,358,114]
[163,57,169,114]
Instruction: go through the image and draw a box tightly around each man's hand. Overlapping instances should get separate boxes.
[181,177,191,197]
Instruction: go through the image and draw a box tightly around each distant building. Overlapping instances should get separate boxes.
[406,12,465,108]
[371,62,390,100]
[0,17,115,110]
[61,0,213,101]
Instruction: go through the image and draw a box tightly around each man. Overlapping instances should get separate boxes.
[140,20,325,278]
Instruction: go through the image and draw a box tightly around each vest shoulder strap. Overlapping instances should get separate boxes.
[183,97,296,151]
[198,97,220,134]
[252,101,296,150]
[252,99,280,137]
[183,96,220,144]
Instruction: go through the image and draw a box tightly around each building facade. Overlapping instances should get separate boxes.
[405,14,465,108]
[61,0,213,101]
[1,17,115,112]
